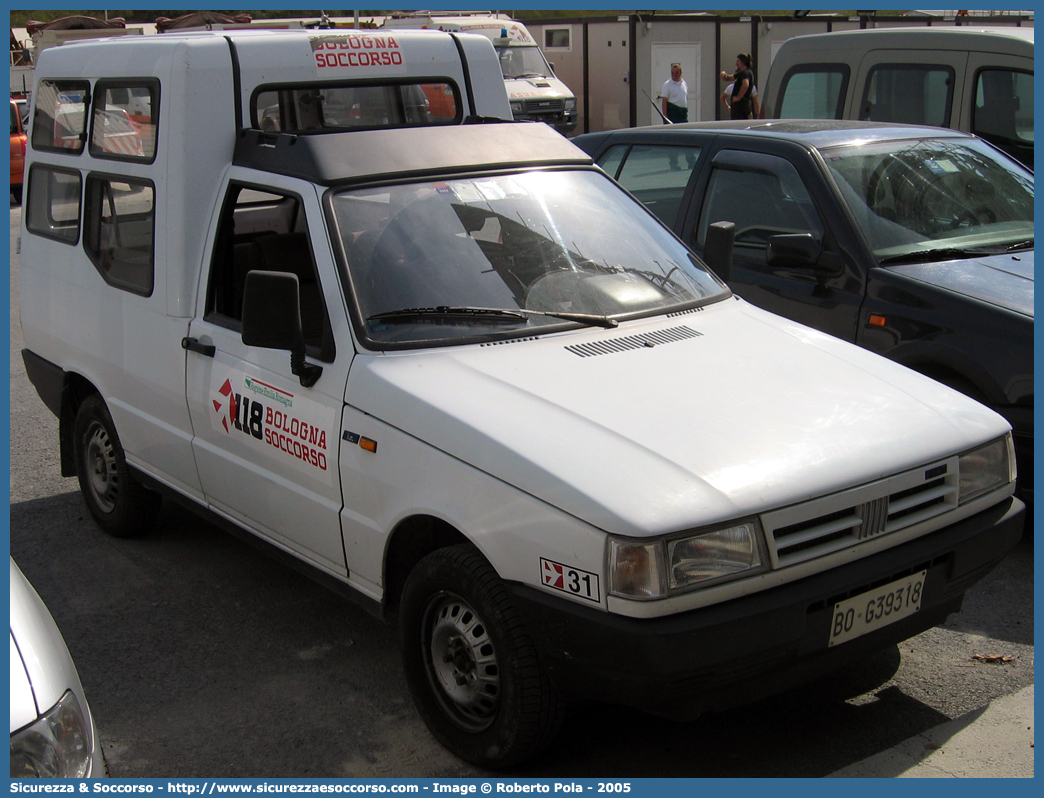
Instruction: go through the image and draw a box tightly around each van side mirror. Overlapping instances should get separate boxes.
[703,221,735,282]
[241,270,322,388]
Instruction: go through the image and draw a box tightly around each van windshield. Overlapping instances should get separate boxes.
[497,46,552,79]
[822,137,1034,263]
[331,170,728,347]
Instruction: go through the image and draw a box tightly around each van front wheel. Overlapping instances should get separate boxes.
[73,395,160,537]
[399,545,564,768]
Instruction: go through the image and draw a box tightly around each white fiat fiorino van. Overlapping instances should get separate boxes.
[19,28,1023,769]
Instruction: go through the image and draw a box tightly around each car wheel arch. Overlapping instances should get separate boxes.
[382,514,471,615]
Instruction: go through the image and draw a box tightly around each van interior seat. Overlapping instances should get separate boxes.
[249,232,326,347]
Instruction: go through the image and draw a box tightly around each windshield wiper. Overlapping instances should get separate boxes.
[1002,238,1034,252]
[367,306,618,329]
[878,246,1006,265]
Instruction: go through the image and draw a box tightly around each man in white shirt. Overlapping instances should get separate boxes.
[660,63,689,123]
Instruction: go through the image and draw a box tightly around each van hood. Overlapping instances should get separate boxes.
[884,251,1033,317]
[506,81,565,97]
[349,300,1008,537]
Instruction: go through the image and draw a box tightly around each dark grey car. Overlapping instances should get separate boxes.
[574,120,1033,503]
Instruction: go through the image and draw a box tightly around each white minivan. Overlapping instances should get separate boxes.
[763,26,1033,167]
[19,26,1023,768]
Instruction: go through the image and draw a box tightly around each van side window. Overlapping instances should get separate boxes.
[860,64,954,128]
[83,176,156,296]
[206,186,334,362]
[778,65,849,119]
[598,144,701,228]
[90,81,159,162]
[31,80,91,154]
[253,81,460,132]
[973,69,1033,167]
[25,165,81,243]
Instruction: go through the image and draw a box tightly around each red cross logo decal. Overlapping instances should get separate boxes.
[542,559,564,589]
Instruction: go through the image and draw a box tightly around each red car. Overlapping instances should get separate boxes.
[10,98,27,204]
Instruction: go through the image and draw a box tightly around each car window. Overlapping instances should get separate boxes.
[83,176,156,295]
[696,157,824,250]
[206,185,333,360]
[860,64,954,128]
[598,144,701,227]
[32,80,90,154]
[91,82,159,162]
[25,166,81,244]
[254,82,459,132]
[778,65,849,119]
[596,144,627,180]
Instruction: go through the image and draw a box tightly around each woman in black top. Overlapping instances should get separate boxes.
[727,53,755,120]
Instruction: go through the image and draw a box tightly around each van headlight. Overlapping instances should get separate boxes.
[959,434,1016,504]
[564,98,577,114]
[609,520,766,600]
[10,691,92,778]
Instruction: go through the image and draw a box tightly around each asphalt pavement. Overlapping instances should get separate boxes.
[829,683,1034,777]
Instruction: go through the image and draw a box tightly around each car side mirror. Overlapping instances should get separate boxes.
[241,270,322,388]
[703,221,736,282]
[766,232,822,269]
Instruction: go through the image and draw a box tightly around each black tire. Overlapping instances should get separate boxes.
[399,544,564,768]
[72,394,161,537]
[11,186,22,205]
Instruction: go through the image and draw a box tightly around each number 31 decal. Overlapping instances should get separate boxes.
[540,558,601,603]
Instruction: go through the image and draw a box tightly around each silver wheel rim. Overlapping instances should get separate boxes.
[84,420,119,513]
[424,593,500,731]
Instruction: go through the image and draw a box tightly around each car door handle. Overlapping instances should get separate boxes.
[181,337,216,357]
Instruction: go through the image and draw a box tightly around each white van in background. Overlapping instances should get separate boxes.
[763,27,1034,168]
[383,12,578,133]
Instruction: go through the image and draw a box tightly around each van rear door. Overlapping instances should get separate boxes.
[964,51,1033,168]
[854,50,967,129]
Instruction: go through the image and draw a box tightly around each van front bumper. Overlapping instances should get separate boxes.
[508,496,1023,719]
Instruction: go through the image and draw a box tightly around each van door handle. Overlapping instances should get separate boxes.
[181,337,216,357]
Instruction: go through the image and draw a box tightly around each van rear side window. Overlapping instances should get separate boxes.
[83,176,155,296]
[778,65,849,119]
[253,81,460,132]
[25,165,82,243]
[32,80,90,154]
[90,82,159,162]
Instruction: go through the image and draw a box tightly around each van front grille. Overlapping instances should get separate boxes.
[521,99,564,115]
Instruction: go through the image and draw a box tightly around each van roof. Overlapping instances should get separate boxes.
[778,25,1033,51]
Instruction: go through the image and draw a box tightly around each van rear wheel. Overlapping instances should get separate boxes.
[399,544,564,768]
[73,394,160,537]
